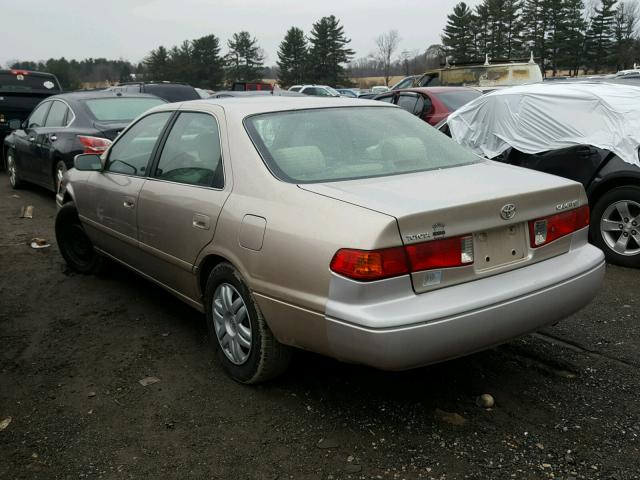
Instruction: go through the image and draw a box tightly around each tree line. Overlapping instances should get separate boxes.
[442,0,639,75]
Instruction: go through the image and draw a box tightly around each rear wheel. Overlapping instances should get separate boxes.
[590,186,640,268]
[55,203,104,274]
[6,149,22,189]
[204,262,292,383]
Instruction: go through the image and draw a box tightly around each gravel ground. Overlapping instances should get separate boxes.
[1,174,639,480]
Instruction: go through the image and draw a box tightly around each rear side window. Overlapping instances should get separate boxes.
[245,106,479,183]
[45,100,71,127]
[84,97,165,122]
[154,112,223,188]
[106,112,172,176]
[27,102,51,128]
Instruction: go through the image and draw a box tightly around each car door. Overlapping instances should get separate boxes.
[13,101,51,180]
[136,108,231,297]
[36,100,71,187]
[78,111,173,269]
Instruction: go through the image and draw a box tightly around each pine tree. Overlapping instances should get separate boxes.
[168,40,193,83]
[586,0,618,72]
[277,27,308,87]
[503,0,524,58]
[522,0,548,71]
[307,15,355,85]
[442,2,476,63]
[558,0,586,75]
[191,34,224,88]
[613,1,639,69]
[143,46,169,80]
[225,31,265,82]
[472,3,491,60]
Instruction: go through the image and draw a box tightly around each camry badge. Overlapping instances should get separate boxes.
[500,204,516,220]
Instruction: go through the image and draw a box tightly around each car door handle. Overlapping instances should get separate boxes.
[192,213,210,230]
[50,135,57,142]
[123,200,135,209]
[29,136,35,142]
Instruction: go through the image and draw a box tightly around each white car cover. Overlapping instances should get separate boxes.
[447,82,640,167]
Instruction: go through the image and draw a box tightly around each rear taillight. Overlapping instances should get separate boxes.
[78,135,112,154]
[329,246,409,281]
[330,235,474,281]
[528,205,590,247]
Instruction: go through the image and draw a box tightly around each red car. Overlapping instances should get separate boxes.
[374,87,481,126]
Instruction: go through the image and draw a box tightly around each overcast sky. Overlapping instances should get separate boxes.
[1,0,482,67]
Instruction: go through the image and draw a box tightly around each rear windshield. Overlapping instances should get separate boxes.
[436,90,482,111]
[143,84,200,102]
[245,106,479,183]
[0,72,62,93]
[83,97,166,122]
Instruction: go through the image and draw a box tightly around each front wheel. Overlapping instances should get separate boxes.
[204,263,292,383]
[6,149,22,189]
[55,203,104,274]
[590,186,640,268]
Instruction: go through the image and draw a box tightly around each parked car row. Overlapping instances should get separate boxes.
[4,70,636,384]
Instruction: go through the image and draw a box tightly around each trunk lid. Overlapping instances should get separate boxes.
[301,161,587,291]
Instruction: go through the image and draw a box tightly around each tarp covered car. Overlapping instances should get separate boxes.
[445,82,640,268]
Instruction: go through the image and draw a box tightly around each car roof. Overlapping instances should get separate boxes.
[47,91,166,102]
[150,96,393,121]
[446,81,640,166]
[398,87,480,94]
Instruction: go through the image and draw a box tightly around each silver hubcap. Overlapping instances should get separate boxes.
[601,200,640,256]
[213,283,252,365]
[7,154,16,186]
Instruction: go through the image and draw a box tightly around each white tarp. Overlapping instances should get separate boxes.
[447,82,640,167]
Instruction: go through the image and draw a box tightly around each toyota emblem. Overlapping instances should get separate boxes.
[500,204,516,220]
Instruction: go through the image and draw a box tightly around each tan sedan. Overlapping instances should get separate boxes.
[55,97,605,383]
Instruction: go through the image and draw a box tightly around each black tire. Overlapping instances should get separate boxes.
[55,203,104,274]
[204,262,291,383]
[590,185,640,268]
[6,149,22,189]
[54,160,67,192]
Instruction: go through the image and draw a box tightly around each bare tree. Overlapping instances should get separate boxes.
[375,30,401,85]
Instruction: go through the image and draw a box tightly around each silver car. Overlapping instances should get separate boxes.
[55,97,605,383]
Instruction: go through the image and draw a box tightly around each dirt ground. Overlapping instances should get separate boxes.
[1,173,639,480]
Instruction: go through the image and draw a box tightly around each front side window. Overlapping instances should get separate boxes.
[27,102,51,128]
[106,112,172,176]
[45,101,70,127]
[154,112,223,188]
[245,106,479,183]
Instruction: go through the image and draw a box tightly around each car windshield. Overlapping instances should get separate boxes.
[326,87,341,96]
[245,106,479,183]
[435,90,482,111]
[83,97,166,122]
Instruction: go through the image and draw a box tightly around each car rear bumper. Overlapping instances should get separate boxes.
[324,241,605,371]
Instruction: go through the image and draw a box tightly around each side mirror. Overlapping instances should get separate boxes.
[8,119,21,130]
[74,153,102,171]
